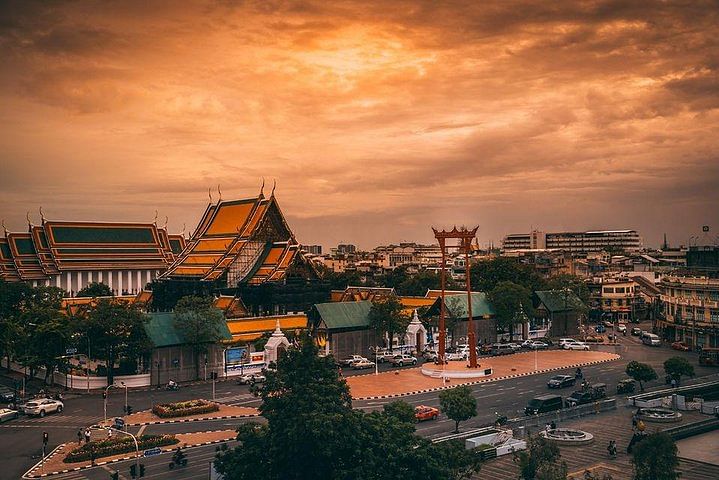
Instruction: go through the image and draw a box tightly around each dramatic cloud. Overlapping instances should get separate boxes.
[0,0,717,249]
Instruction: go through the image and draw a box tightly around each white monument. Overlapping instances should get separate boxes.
[264,319,290,364]
[405,309,427,353]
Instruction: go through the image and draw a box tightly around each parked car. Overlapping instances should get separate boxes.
[595,324,607,333]
[352,359,376,370]
[565,383,607,407]
[671,341,690,351]
[0,408,19,423]
[491,344,515,356]
[390,355,417,367]
[584,335,604,343]
[616,378,636,394]
[563,341,590,351]
[558,338,576,348]
[0,387,16,404]
[520,340,534,349]
[529,341,548,350]
[237,373,266,385]
[479,344,493,355]
[376,351,397,363]
[617,324,627,333]
[525,394,563,415]
[23,398,63,417]
[340,355,367,367]
[422,350,439,361]
[547,375,576,389]
[631,327,642,336]
[414,405,439,422]
[507,343,522,351]
[642,334,661,346]
[446,351,466,361]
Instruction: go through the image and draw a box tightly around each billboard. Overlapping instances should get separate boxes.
[225,347,249,366]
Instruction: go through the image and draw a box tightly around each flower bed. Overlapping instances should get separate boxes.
[152,399,219,418]
[64,435,178,463]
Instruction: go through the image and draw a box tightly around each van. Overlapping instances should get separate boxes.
[491,343,514,356]
[642,333,661,346]
[525,394,563,415]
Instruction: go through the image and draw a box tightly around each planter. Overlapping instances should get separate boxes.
[152,399,219,418]
[64,434,178,463]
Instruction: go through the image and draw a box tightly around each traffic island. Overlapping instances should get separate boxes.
[107,402,260,426]
[348,350,620,400]
[23,430,236,478]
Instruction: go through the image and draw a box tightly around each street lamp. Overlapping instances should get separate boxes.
[103,384,118,426]
[120,382,128,414]
[108,426,140,475]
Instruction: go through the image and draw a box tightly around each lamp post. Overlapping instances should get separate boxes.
[86,336,91,393]
[109,426,139,475]
[103,384,116,426]
[120,382,128,414]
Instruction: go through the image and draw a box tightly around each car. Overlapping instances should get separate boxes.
[414,405,439,422]
[479,344,493,355]
[390,354,417,367]
[525,394,563,415]
[595,324,606,333]
[491,343,515,356]
[529,341,548,350]
[603,321,614,328]
[340,355,367,367]
[671,341,690,351]
[547,375,576,389]
[507,343,522,351]
[352,359,376,370]
[446,351,466,361]
[237,373,266,385]
[558,338,576,348]
[23,398,63,417]
[584,335,604,343]
[520,340,534,349]
[631,327,642,336]
[563,341,590,351]
[422,350,439,361]
[0,387,16,404]
[0,408,19,423]
[565,383,607,407]
[617,324,627,333]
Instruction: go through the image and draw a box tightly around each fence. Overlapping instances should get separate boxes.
[507,398,617,436]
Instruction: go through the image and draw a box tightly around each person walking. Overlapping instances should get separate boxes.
[77,430,83,445]
[84,428,91,444]
[107,428,113,440]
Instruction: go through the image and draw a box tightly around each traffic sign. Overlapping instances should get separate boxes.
[66,348,78,355]
[143,447,162,457]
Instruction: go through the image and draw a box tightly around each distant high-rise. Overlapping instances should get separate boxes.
[303,244,323,255]
[502,229,642,254]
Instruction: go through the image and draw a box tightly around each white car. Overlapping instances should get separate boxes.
[520,340,534,349]
[617,324,627,333]
[352,359,376,370]
[563,341,590,351]
[389,355,417,367]
[237,373,266,385]
[446,351,466,361]
[507,343,522,351]
[23,398,64,417]
[558,338,576,348]
[0,408,19,423]
[529,341,548,350]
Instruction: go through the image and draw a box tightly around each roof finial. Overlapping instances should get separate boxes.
[26,211,32,227]
[260,177,265,197]
[217,184,222,202]
[181,223,186,236]
[208,187,213,203]
[153,210,158,225]
[39,207,46,223]
[1,219,7,235]
[163,216,169,229]
[271,179,276,197]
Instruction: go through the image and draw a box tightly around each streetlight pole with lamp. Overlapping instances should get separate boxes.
[103,384,117,426]
[120,381,128,414]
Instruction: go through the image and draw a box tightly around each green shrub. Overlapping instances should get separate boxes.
[64,434,178,463]
[152,399,219,418]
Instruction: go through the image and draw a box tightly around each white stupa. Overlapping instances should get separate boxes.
[264,319,290,364]
[405,309,427,353]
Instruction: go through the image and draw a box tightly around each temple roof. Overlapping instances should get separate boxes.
[7,232,47,280]
[0,237,21,281]
[162,194,299,286]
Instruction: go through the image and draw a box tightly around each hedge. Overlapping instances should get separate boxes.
[152,399,219,418]
[64,434,178,463]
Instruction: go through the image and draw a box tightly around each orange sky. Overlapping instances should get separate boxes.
[1,1,718,249]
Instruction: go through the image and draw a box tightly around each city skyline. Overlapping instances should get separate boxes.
[1,1,718,250]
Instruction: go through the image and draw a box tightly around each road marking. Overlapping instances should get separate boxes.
[137,425,147,436]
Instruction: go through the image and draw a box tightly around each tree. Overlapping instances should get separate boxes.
[513,435,568,480]
[80,299,151,384]
[439,386,477,433]
[368,296,410,351]
[470,257,547,293]
[17,300,70,384]
[173,296,226,380]
[487,281,534,341]
[632,432,679,480]
[214,335,482,480]
[0,280,31,371]
[626,361,658,392]
[76,282,113,298]
[546,274,590,304]
[383,400,416,424]
[663,357,694,384]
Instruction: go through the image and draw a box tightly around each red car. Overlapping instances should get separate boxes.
[414,405,439,422]
[671,342,690,351]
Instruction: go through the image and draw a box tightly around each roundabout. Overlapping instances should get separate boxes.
[539,428,595,445]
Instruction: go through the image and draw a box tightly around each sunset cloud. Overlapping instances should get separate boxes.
[0,0,717,249]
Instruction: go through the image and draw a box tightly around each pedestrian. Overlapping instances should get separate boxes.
[107,428,113,440]
[550,420,557,430]
[77,430,83,445]
[671,378,677,389]
[84,428,91,444]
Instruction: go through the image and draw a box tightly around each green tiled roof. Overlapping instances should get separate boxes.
[534,290,585,313]
[145,312,232,348]
[314,300,372,330]
[15,237,36,255]
[51,226,155,244]
[444,292,495,319]
[169,239,183,254]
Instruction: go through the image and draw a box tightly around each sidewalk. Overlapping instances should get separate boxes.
[347,350,619,399]
[475,408,719,480]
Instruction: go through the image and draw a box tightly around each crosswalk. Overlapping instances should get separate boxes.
[211,393,259,406]
[0,413,101,428]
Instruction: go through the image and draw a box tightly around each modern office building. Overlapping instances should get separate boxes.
[502,229,642,254]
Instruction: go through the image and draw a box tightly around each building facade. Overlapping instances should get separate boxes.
[503,229,642,254]
[659,276,719,349]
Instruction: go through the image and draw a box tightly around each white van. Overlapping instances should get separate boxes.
[642,333,661,346]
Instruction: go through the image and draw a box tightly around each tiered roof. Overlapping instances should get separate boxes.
[0,219,185,281]
[161,193,299,286]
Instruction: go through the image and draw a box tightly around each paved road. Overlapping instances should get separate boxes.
[4,320,718,479]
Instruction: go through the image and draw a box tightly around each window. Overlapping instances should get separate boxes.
[711,310,719,323]
[604,287,615,294]
[710,291,719,302]
[616,287,626,294]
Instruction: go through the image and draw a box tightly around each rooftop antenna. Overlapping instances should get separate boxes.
[208,187,213,203]
[271,179,276,197]
[217,184,222,202]
[260,177,265,197]
[39,207,46,223]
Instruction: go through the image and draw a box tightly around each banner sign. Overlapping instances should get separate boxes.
[225,347,249,366]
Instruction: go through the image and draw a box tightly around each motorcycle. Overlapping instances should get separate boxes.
[494,412,508,426]
[169,451,188,469]
[165,381,180,391]
[575,369,583,380]
[607,440,617,459]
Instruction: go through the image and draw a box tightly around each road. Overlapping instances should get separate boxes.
[3,322,717,479]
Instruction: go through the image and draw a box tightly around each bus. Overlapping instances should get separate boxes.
[698,347,719,366]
